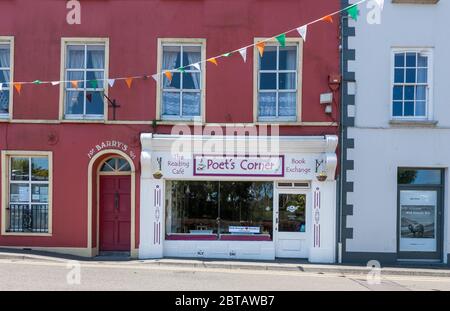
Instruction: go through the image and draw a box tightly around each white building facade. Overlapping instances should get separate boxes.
[341,0,450,265]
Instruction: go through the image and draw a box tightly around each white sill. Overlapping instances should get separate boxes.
[389,119,438,126]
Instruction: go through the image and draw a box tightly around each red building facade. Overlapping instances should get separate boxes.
[0,0,340,262]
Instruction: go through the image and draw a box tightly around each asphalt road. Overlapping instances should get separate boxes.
[0,258,449,291]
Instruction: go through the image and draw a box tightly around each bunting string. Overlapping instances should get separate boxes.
[1,0,380,93]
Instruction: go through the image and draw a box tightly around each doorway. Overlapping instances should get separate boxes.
[99,157,132,252]
[275,191,309,258]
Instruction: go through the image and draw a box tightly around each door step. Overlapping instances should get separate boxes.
[96,251,131,260]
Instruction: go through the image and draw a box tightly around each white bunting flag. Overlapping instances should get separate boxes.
[375,0,384,10]
[192,63,201,71]
[51,81,60,86]
[238,48,247,63]
[108,79,115,87]
[297,25,308,42]
[151,74,159,82]
[0,83,3,92]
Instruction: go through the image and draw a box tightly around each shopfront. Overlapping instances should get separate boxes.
[138,134,338,263]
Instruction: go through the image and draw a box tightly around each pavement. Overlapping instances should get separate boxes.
[1,248,450,278]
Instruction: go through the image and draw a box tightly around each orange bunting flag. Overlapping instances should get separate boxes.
[207,58,218,66]
[13,83,22,94]
[322,15,333,23]
[256,42,266,57]
[164,71,173,82]
[125,77,133,89]
[70,81,78,88]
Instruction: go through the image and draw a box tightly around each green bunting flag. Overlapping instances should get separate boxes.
[32,80,42,85]
[89,80,98,88]
[178,67,186,73]
[222,52,232,57]
[347,5,359,21]
[276,34,286,47]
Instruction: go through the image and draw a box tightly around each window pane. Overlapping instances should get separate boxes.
[31,204,49,233]
[65,91,84,115]
[182,92,201,116]
[182,72,200,90]
[163,72,180,89]
[0,69,10,83]
[0,90,9,114]
[260,73,276,90]
[394,53,404,67]
[31,184,48,203]
[416,101,426,116]
[31,158,48,181]
[66,45,85,69]
[165,181,219,235]
[405,68,416,83]
[86,45,105,69]
[10,184,29,203]
[278,73,296,90]
[406,53,416,67]
[182,46,201,67]
[394,69,404,83]
[260,46,277,70]
[404,101,414,116]
[11,158,29,181]
[398,169,441,185]
[279,194,306,232]
[85,91,104,115]
[393,86,403,100]
[219,182,273,239]
[86,71,104,87]
[279,46,297,70]
[417,68,427,83]
[0,44,10,67]
[162,92,180,116]
[258,92,276,117]
[162,46,181,70]
[393,101,403,116]
[66,71,84,88]
[278,92,296,116]
[404,86,414,100]
[416,86,426,100]
[418,55,428,67]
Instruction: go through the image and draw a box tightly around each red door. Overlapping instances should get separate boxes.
[99,175,131,251]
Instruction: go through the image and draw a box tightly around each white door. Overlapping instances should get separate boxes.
[275,191,309,258]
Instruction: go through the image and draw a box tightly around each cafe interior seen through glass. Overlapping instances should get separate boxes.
[166,181,277,239]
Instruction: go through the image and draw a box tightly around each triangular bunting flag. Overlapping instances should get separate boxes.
[14,83,22,94]
[32,80,42,85]
[178,67,186,73]
[347,5,359,21]
[192,63,201,71]
[51,81,60,86]
[70,81,78,88]
[276,34,286,47]
[207,58,218,66]
[322,15,333,23]
[86,93,92,103]
[0,83,3,92]
[151,74,159,82]
[297,25,308,42]
[125,78,133,89]
[375,0,384,10]
[222,52,232,57]
[108,79,115,87]
[164,71,173,82]
[89,80,98,89]
[256,42,265,57]
[238,48,247,62]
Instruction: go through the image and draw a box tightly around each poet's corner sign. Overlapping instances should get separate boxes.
[87,140,137,160]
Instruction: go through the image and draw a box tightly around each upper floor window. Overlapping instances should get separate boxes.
[0,38,12,118]
[392,49,432,119]
[256,40,302,122]
[158,40,205,121]
[63,41,107,120]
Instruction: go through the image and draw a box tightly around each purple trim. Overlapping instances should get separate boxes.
[193,154,285,177]
[165,234,217,241]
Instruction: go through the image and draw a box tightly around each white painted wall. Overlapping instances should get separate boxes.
[347,0,450,261]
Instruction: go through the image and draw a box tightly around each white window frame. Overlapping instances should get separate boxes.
[60,38,109,121]
[0,36,14,120]
[1,151,53,236]
[390,47,434,121]
[156,38,206,123]
[254,37,303,124]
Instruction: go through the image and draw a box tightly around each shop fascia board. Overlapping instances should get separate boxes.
[141,134,338,154]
